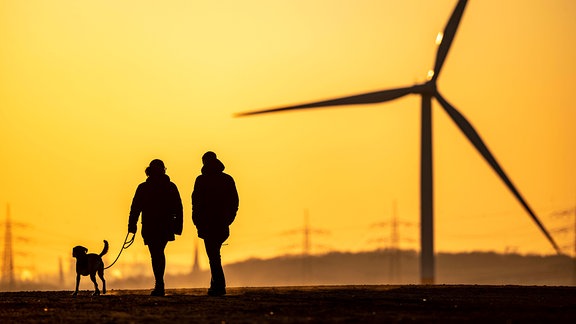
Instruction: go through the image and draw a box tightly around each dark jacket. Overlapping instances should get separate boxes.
[129,174,183,245]
[192,159,239,242]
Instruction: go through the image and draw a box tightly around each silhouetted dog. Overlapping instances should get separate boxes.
[72,240,108,296]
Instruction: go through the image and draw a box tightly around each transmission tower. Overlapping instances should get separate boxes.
[282,209,329,256]
[1,204,14,289]
[389,202,401,281]
[303,209,311,256]
[281,209,329,283]
[573,203,575,287]
[371,201,416,282]
[551,202,576,286]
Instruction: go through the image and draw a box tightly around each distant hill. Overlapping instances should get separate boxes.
[3,250,572,291]
[162,249,574,289]
[221,250,573,287]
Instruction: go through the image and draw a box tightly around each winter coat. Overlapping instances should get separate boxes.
[192,159,239,242]
[129,174,183,245]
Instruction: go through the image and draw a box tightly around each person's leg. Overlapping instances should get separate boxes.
[204,239,226,295]
[147,241,167,296]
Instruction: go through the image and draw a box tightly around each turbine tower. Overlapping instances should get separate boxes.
[236,0,561,284]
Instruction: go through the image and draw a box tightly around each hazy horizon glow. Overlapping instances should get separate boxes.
[1,0,575,281]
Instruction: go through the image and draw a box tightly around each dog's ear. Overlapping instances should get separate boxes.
[72,246,88,257]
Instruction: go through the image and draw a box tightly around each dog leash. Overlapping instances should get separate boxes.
[104,232,135,270]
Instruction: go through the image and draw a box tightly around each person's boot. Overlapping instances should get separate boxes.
[207,286,226,296]
[151,282,165,296]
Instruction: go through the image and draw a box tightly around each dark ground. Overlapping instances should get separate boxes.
[1,285,575,323]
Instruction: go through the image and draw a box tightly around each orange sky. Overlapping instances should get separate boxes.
[1,0,575,280]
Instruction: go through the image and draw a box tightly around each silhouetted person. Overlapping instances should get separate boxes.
[129,159,183,296]
[192,151,239,296]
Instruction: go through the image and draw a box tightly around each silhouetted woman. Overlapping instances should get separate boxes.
[129,159,183,296]
[192,151,239,296]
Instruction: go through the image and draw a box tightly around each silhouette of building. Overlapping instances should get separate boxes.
[192,238,200,274]
[58,257,64,286]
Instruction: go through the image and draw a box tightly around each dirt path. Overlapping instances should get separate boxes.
[1,285,575,323]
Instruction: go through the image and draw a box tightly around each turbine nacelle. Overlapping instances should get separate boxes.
[412,81,437,96]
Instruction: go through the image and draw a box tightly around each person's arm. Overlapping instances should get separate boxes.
[191,176,203,226]
[172,183,183,235]
[128,184,144,233]
[227,176,239,226]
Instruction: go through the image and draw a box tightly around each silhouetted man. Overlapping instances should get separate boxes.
[192,151,239,296]
[129,159,183,296]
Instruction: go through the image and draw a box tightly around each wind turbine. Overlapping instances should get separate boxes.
[235,0,561,283]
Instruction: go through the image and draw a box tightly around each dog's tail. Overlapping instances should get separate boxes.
[99,240,109,257]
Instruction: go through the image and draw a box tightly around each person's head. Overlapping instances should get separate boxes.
[202,151,217,165]
[145,159,166,177]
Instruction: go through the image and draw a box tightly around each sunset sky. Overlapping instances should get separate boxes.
[1,0,575,281]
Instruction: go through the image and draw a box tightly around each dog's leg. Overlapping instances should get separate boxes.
[98,268,106,295]
[90,273,100,296]
[72,274,80,296]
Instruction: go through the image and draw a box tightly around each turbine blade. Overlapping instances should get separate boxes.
[235,86,414,117]
[435,92,561,254]
[433,0,468,81]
